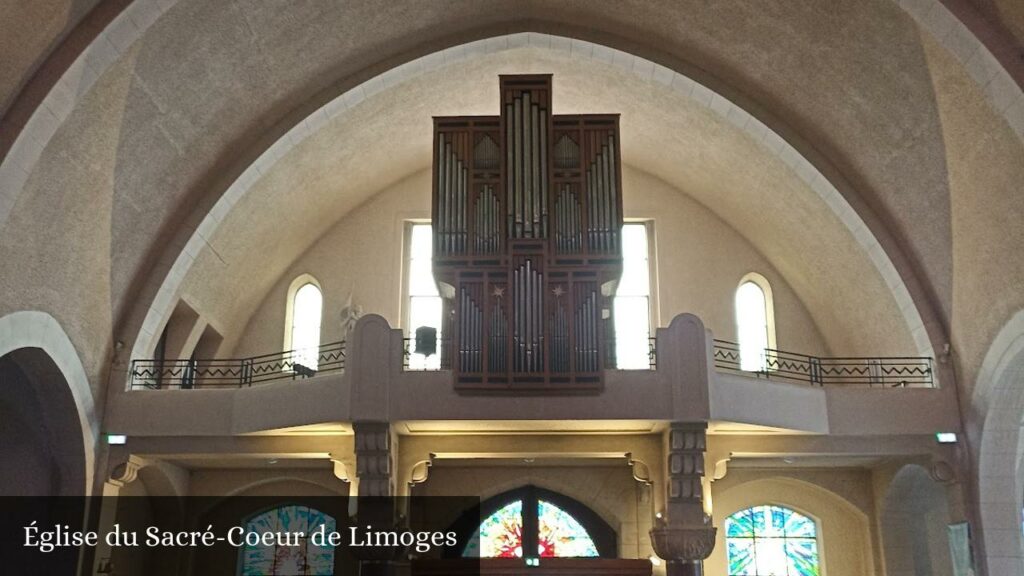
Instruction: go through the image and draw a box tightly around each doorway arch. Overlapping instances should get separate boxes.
[0,311,96,495]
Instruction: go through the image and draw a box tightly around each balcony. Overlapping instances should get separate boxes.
[108,313,956,438]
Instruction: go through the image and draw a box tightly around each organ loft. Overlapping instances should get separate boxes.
[431,75,624,393]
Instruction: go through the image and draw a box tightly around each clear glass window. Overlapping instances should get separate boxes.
[290,283,322,370]
[736,281,770,371]
[614,223,652,369]
[406,223,442,369]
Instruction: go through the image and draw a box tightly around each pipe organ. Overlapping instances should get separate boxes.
[432,75,623,393]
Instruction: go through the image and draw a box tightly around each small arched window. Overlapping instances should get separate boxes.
[725,505,819,576]
[735,274,776,372]
[239,505,336,575]
[285,276,323,371]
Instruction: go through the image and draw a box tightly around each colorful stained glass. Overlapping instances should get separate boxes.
[463,501,524,558]
[463,497,600,559]
[537,500,599,558]
[240,505,336,576]
[724,505,819,576]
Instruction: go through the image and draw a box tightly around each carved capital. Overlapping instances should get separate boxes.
[107,454,147,488]
[329,453,356,483]
[650,524,718,562]
[354,422,393,497]
[408,456,434,488]
[627,453,652,484]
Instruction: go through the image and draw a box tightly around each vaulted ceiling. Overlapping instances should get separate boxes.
[0,0,1022,401]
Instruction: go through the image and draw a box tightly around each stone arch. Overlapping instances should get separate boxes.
[879,463,955,576]
[974,309,1024,574]
[120,30,939,372]
[0,310,97,494]
[446,484,620,559]
[711,475,875,576]
[0,3,1017,387]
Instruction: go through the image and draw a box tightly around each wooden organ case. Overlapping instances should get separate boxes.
[432,75,623,393]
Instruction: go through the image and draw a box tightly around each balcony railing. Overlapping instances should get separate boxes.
[403,337,451,371]
[130,341,346,390]
[712,339,934,388]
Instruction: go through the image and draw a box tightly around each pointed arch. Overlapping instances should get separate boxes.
[448,485,617,559]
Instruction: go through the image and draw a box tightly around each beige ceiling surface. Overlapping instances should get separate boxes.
[182,46,916,357]
[0,0,101,118]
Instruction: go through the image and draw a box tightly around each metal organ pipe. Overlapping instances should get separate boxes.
[434,77,622,390]
[606,136,614,251]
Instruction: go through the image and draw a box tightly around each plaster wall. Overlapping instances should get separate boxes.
[230,166,829,360]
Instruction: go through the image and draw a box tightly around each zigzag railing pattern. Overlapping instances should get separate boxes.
[130,341,345,390]
[712,340,934,388]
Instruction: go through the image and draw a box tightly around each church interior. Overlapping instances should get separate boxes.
[2,1,1024,575]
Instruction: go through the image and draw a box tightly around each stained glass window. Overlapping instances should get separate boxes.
[537,500,600,558]
[463,500,523,558]
[725,505,819,576]
[463,497,600,559]
[240,505,336,576]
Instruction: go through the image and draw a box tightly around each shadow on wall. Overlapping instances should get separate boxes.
[880,464,954,576]
[0,349,85,496]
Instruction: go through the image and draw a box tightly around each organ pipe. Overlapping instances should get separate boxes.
[432,75,623,392]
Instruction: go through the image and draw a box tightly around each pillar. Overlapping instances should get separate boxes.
[650,423,717,576]
[352,422,407,576]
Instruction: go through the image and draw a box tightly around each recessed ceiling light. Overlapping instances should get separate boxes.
[267,459,279,465]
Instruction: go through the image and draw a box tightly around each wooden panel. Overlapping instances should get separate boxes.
[431,76,624,395]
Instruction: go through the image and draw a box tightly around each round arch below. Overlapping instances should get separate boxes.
[0,310,98,494]
[974,309,1024,574]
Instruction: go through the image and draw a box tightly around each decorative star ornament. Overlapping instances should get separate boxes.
[552,285,565,297]
[492,286,505,298]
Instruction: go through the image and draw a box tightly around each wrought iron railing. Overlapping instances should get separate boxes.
[403,337,451,371]
[712,339,934,388]
[130,341,346,390]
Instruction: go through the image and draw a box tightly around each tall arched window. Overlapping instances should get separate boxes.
[614,222,655,369]
[239,505,336,575]
[285,276,323,371]
[454,486,615,559]
[405,223,442,370]
[725,505,819,576]
[735,274,776,372]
